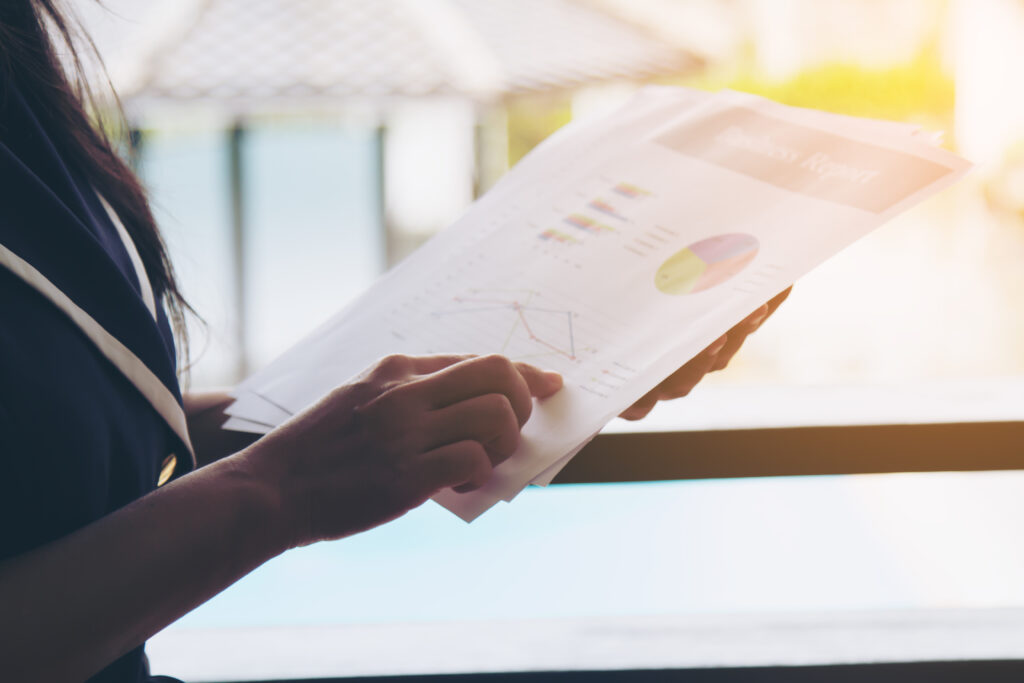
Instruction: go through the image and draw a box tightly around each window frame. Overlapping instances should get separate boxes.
[553,421,1024,485]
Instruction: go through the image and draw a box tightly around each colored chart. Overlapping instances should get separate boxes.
[655,233,759,295]
[587,198,627,220]
[564,213,615,235]
[539,228,579,244]
[612,181,652,199]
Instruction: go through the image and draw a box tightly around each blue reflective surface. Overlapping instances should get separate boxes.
[169,471,1024,630]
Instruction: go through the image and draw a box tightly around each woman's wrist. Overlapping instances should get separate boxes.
[221,446,295,559]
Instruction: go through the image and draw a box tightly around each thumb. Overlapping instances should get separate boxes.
[514,363,564,398]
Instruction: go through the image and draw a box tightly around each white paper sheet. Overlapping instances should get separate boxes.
[221,415,276,434]
[224,87,970,521]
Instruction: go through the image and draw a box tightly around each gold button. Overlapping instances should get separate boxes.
[157,454,177,487]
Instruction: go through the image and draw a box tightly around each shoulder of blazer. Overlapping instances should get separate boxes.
[0,151,195,467]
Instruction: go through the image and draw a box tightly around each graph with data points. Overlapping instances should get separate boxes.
[388,278,635,400]
[431,290,580,362]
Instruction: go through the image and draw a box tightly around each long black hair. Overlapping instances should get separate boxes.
[0,0,191,364]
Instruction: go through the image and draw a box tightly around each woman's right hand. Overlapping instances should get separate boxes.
[0,354,560,681]
[242,354,563,548]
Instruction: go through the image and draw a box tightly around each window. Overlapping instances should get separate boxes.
[75,0,1024,679]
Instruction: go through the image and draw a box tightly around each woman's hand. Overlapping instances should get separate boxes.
[243,354,563,548]
[0,354,559,682]
[619,287,792,420]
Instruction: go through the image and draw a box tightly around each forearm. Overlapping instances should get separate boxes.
[0,355,563,682]
[0,452,285,683]
[184,390,262,467]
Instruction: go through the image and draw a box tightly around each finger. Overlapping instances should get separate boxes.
[408,355,554,426]
[424,394,521,466]
[618,334,728,419]
[715,291,788,372]
[655,339,725,400]
[415,440,492,494]
[513,361,563,399]
[736,303,770,330]
[369,354,479,383]
[714,312,764,372]
[619,391,658,420]
[768,286,793,313]
[750,287,791,336]
[727,286,791,339]
[405,354,477,375]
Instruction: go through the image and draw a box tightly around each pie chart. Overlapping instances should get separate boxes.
[655,233,759,295]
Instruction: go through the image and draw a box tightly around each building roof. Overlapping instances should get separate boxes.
[120,0,702,110]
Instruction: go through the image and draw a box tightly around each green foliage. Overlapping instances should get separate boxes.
[680,47,955,131]
[505,94,573,166]
[502,48,956,165]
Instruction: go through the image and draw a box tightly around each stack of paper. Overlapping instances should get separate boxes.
[223,87,970,521]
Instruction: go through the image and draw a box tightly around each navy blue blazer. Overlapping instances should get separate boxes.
[1,77,194,681]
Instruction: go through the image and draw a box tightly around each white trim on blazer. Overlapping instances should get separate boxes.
[98,194,158,321]
[0,242,196,466]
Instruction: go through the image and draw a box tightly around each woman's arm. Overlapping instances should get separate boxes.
[0,450,279,683]
[0,354,561,683]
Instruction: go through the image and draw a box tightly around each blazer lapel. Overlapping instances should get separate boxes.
[0,149,195,467]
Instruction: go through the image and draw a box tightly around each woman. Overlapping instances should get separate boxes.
[0,2,785,681]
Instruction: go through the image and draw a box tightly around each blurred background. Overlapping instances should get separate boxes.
[76,0,1024,428]
[68,0,1024,679]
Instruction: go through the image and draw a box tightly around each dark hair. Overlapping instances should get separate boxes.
[0,0,192,367]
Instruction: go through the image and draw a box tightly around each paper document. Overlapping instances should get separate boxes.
[224,87,970,521]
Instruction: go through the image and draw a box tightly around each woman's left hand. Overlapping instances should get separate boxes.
[619,287,792,420]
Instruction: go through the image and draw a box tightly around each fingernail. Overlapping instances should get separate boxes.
[545,371,564,387]
[748,305,769,326]
[709,335,728,355]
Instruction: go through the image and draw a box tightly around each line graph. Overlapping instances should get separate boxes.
[432,289,579,361]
